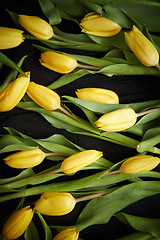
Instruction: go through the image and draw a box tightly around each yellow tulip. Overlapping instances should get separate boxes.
[76,88,119,104]
[95,108,137,132]
[120,155,160,173]
[0,26,24,49]
[34,192,76,216]
[4,148,45,169]
[40,51,78,74]
[27,81,60,110]
[124,25,159,67]
[61,150,103,174]
[18,15,53,40]
[80,12,122,37]
[53,228,79,240]
[0,72,30,112]
[2,206,34,240]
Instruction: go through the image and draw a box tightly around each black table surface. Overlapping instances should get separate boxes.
[0,1,160,239]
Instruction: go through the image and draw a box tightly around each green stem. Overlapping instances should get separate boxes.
[137,108,160,117]
[53,33,86,45]
[76,192,108,203]
[77,63,102,71]
[155,63,160,72]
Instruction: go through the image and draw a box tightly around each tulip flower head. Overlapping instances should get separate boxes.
[80,12,122,37]
[0,72,30,112]
[19,15,53,40]
[124,25,159,67]
[4,148,45,169]
[0,26,24,49]
[2,206,34,240]
[95,108,137,132]
[34,192,76,216]
[61,149,103,174]
[53,228,79,240]
[120,155,160,173]
[76,88,119,104]
[27,81,61,110]
[40,51,78,74]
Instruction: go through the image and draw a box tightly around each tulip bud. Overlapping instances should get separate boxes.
[61,150,103,175]
[40,51,78,74]
[0,72,30,112]
[120,155,160,173]
[80,12,122,37]
[95,108,137,132]
[0,27,24,49]
[18,15,53,40]
[124,25,159,67]
[76,88,119,104]
[53,228,79,240]
[27,81,60,110]
[2,206,34,240]
[4,148,45,169]
[34,192,76,216]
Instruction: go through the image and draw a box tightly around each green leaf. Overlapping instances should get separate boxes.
[0,52,27,76]
[116,232,153,240]
[37,212,53,240]
[122,213,160,238]
[0,55,28,92]
[137,127,160,153]
[102,4,133,28]
[0,168,34,185]
[47,69,90,90]
[38,0,61,25]
[6,9,21,27]
[24,221,40,240]
[75,181,160,231]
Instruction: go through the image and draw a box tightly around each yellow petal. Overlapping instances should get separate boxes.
[76,88,119,104]
[80,12,122,37]
[95,108,137,132]
[40,51,78,74]
[2,206,34,240]
[0,72,30,112]
[34,192,76,216]
[0,27,24,49]
[27,81,60,110]
[61,150,103,174]
[53,228,79,240]
[120,155,160,173]
[19,15,53,40]
[124,25,159,66]
[4,148,45,169]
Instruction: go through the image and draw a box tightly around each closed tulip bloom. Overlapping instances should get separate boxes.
[40,51,78,74]
[19,15,53,40]
[120,155,160,173]
[124,25,159,67]
[61,150,103,174]
[0,72,30,112]
[2,206,34,240]
[34,192,76,216]
[4,148,45,169]
[27,81,60,110]
[95,108,137,132]
[80,12,122,37]
[0,27,24,49]
[53,228,79,240]
[76,88,119,104]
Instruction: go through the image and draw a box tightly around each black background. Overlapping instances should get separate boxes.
[0,0,160,239]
